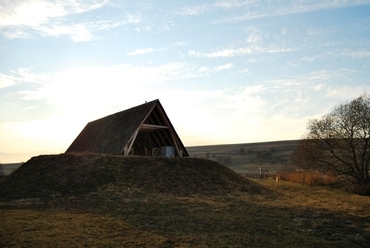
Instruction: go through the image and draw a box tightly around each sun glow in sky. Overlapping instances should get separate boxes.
[1,0,370,162]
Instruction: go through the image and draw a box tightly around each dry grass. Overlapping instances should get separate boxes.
[1,154,370,247]
[279,171,339,186]
[2,182,370,247]
[1,209,167,247]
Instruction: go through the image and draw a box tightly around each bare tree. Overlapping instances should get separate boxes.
[294,94,370,185]
[290,140,324,172]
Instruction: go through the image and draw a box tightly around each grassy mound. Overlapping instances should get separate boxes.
[0,153,268,199]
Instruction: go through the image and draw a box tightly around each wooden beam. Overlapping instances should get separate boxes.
[122,128,139,155]
[140,124,169,131]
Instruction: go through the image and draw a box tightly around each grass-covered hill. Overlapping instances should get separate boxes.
[2,153,370,247]
[0,153,268,200]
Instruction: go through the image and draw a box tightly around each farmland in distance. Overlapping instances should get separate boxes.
[186,140,298,175]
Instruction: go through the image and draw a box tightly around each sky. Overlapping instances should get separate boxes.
[1,0,370,163]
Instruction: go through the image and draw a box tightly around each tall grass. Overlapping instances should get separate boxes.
[278,171,338,186]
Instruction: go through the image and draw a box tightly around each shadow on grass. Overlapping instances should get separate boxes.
[2,191,368,247]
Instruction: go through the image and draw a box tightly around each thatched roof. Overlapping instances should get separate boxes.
[66,99,189,157]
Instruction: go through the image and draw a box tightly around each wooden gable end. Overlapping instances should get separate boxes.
[124,101,189,157]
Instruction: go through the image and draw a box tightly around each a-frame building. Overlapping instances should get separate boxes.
[66,99,189,157]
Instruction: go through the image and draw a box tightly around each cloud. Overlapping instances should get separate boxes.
[188,44,296,58]
[262,69,370,119]
[127,48,155,55]
[0,68,50,90]
[313,84,323,91]
[189,48,252,58]
[198,66,211,73]
[0,0,67,27]
[0,0,141,41]
[196,64,233,73]
[213,0,256,10]
[0,0,109,29]
[325,85,370,100]
[173,4,208,16]
[38,23,93,42]
[268,69,361,92]
[127,42,188,56]
[135,25,152,33]
[340,49,370,59]
[214,63,233,71]
[12,63,198,114]
[0,74,17,89]
[211,0,370,23]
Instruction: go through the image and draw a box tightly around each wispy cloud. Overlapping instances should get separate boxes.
[214,63,233,71]
[0,0,67,27]
[268,68,361,89]
[173,4,208,16]
[213,0,257,10]
[188,45,295,58]
[0,68,50,89]
[135,25,151,33]
[0,0,141,41]
[340,48,370,58]
[38,23,93,42]
[211,0,370,23]
[127,42,187,56]
[0,0,109,27]
[0,74,18,89]
[127,48,155,55]
[325,85,370,100]
[197,63,233,73]
[262,69,370,118]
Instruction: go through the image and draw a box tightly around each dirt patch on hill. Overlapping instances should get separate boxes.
[0,153,270,200]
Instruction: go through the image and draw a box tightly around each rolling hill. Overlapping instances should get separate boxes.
[0,140,298,176]
[0,153,268,200]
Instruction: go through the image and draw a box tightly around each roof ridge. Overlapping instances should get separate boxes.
[89,99,159,124]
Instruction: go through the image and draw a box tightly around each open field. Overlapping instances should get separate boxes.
[0,163,22,176]
[1,179,369,247]
[1,153,369,247]
[187,140,298,175]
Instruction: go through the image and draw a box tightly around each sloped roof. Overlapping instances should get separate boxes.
[66,99,189,156]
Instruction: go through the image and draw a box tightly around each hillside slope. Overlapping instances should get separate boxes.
[0,153,268,200]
